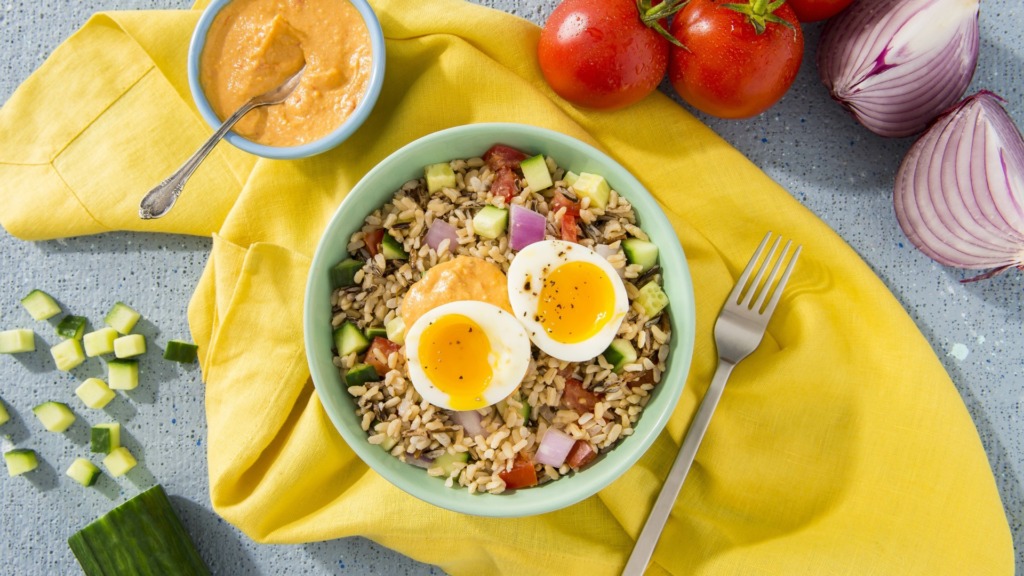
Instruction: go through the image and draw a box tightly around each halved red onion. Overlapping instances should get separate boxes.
[534,427,575,467]
[818,0,980,137]
[424,219,459,252]
[509,204,546,251]
[894,91,1024,281]
[449,409,485,437]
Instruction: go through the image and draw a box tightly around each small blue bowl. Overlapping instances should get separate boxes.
[187,0,385,160]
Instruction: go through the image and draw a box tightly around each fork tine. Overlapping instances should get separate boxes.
[728,232,772,304]
[761,244,802,317]
[741,235,781,309]
[752,239,791,312]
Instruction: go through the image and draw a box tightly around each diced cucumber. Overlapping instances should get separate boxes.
[334,321,370,357]
[602,338,638,373]
[345,363,381,386]
[33,401,75,432]
[107,359,139,390]
[385,316,406,345]
[365,326,388,339]
[622,238,659,273]
[0,328,35,354]
[56,315,88,339]
[572,172,611,209]
[5,449,38,476]
[163,340,198,363]
[330,258,363,288]
[520,154,553,192]
[113,334,146,358]
[66,458,101,487]
[637,282,669,318]
[434,451,469,476]
[21,290,61,320]
[425,162,457,193]
[68,485,210,576]
[83,327,119,357]
[0,399,9,426]
[562,171,580,187]
[102,446,137,477]
[381,233,408,260]
[76,378,116,410]
[472,205,508,239]
[91,423,121,454]
[104,302,141,335]
[51,337,86,370]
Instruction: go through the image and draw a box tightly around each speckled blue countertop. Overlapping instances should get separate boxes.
[1,0,1021,574]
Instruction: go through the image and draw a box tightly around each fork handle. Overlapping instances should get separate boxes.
[622,359,736,576]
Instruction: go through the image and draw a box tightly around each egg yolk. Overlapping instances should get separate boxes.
[536,261,615,343]
[418,314,493,410]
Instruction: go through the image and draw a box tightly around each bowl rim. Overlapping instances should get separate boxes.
[187,0,386,160]
[304,122,696,517]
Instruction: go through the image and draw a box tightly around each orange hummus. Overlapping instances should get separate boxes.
[401,256,514,330]
[200,0,372,147]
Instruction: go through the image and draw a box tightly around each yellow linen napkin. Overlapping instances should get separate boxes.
[0,1,1013,574]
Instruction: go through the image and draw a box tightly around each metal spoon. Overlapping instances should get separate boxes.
[138,65,306,220]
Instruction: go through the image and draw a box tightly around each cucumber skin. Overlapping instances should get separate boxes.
[68,485,210,576]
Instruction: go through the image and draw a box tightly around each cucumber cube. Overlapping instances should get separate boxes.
[0,329,35,354]
[0,400,9,426]
[622,238,659,273]
[104,302,141,335]
[107,359,139,390]
[334,322,370,357]
[365,326,388,340]
[83,327,119,357]
[572,172,611,209]
[76,378,116,409]
[91,423,121,454]
[66,458,101,487]
[4,449,38,476]
[32,401,75,432]
[51,338,86,371]
[20,289,61,321]
[602,338,638,373]
[113,334,146,358]
[56,315,88,339]
[434,450,470,476]
[330,258,363,288]
[345,363,382,386]
[385,316,406,345]
[102,446,137,477]
[562,171,580,187]
[381,233,408,260]
[425,162,457,192]
[637,282,669,318]
[163,340,199,363]
[472,205,508,239]
[520,154,553,192]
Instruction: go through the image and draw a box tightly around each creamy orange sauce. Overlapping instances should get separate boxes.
[401,257,514,330]
[200,0,372,147]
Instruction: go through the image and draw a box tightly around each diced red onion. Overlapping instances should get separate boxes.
[424,219,460,252]
[509,204,546,251]
[534,427,576,467]
[449,409,485,437]
[407,455,434,469]
[818,0,980,137]
[894,91,1024,281]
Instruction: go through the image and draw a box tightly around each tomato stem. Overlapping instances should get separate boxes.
[721,0,796,34]
[636,0,689,48]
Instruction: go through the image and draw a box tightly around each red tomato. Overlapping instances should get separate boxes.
[363,337,401,377]
[668,0,804,119]
[363,228,384,258]
[561,377,601,413]
[785,0,854,22]
[491,168,518,203]
[499,454,539,489]
[537,0,671,110]
[483,144,528,171]
[565,440,597,469]
[550,191,580,242]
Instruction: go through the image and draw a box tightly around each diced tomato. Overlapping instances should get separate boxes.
[550,191,579,218]
[491,167,518,203]
[483,144,528,171]
[565,440,597,469]
[560,214,578,243]
[562,377,601,413]
[363,228,384,258]
[363,337,401,377]
[498,454,538,489]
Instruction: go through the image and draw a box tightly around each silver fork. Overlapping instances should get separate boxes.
[622,232,802,576]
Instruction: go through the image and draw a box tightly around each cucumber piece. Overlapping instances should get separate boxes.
[91,423,121,454]
[56,315,88,339]
[365,326,388,339]
[562,171,580,187]
[472,205,508,239]
[107,359,139,390]
[66,458,101,487]
[434,451,469,476]
[113,334,146,358]
[345,363,381,386]
[425,162,457,193]
[571,172,611,209]
[76,378,116,410]
[385,316,406,345]
[381,233,408,260]
[102,446,137,477]
[330,258,363,288]
[520,154,553,192]
[4,449,38,476]
[83,327,119,357]
[68,484,211,576]
[104,302,141,335]
[0,328,35,353]
[163,340,198,363]
[637,282,669,318]
[51,338,86,370]
[372,421,399,451]
[21,289,61,321]
[622,238,659,273]
[33,401,76,432]
[334,321,370,357]
[602,338,638,373]
[0,399,9,426]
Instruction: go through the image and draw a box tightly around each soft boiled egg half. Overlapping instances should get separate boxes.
[507,240,628,362]
[405,300,531,411]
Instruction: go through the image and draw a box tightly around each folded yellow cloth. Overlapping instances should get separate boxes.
[0,0,1013,574]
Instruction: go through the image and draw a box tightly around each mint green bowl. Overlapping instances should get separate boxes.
[304,123,696,517]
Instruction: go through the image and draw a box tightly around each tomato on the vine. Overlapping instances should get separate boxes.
[668,0,804,119]
[537,0,685,110]
[785,0,855,22]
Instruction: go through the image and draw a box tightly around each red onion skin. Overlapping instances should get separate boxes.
[818,0,980,138]
[894,91,1024,281]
